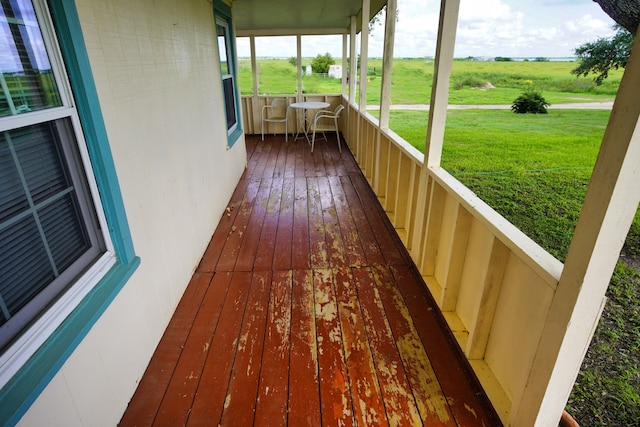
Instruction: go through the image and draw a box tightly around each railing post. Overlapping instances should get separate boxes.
[342,34,348,97]
[349,16,357,104]
[250,36,259,133]
[410,0,460,258]
[296,35,302,102]
[514,30,640,426]
[358,0,369,111]
[379,0,396,131]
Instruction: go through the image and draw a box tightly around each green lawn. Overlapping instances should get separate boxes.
[386,109,608,260]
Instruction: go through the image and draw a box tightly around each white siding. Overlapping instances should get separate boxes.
[18,0,246,425]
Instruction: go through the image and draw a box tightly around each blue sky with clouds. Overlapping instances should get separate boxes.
[237,0,617,59]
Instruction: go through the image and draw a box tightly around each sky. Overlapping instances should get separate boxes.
[236,0,617,59]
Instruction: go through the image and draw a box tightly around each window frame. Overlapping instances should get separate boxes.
[0,0,139,424]
[213,0,242,147]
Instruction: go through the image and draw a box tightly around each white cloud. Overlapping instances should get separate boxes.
[236,0,616,59]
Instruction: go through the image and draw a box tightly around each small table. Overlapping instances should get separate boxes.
[290,101,330,141]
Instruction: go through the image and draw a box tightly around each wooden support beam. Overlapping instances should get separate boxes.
[410,0,460,259]
[358,0,370,111]
[379,0,397,130]
[250,36,259,132]
[296,35,302,101]
[425,0,460,168]
[349,16,357,103]
[515,30,640,426]
[342,34,348,97]
[250,36,258,97]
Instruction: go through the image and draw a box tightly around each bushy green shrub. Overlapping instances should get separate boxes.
[511,90,550,114]
[311,52,335,74]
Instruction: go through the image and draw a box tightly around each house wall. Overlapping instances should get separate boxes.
[17,0,246,425]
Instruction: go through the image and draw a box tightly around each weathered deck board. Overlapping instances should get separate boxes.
[219,271,271,426]
[120,134,501,427]
[314,268,354,426]
[288,269,321,426]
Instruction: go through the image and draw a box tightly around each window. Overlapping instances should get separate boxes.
[0,1,137,424]
[214,1,241,146]
[0,0,113,378]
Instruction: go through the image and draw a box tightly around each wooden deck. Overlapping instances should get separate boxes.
[119,134,501,426]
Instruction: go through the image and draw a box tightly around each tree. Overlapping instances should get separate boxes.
[572,24,634,85]
[369,4,399,32]
[593,0,640,35]
[311,52,335,74]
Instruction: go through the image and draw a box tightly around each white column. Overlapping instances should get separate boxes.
[342,34,348,97]
[349,16,357,103]
[410,0,460,255]
[424,0,459,168]
[379,0,397,130]
[250,36,259,133]
[296,35,302,101]
[515,30,640,426]
[250,36,258,96]
[358,0,370,111]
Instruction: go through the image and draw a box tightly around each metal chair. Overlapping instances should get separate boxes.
[310,104,344,153]
[261,98,290,141]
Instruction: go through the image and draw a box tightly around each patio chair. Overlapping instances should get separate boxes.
[310,104,344,153]
[261,97,290,141]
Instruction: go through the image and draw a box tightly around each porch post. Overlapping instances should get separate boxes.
[250,36,259,132]
[379,0,397,130]
[250,36,258,96]
[358,0,369,110]
[349,16,357,103]
[342,34,348,96]
[296,34,302,101]
[424,0,458,168]
[410,0,460,255]
[514,31,640,426]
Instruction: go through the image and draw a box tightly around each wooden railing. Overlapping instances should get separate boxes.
[343,98,564,423]
[240,94,343,136]
[241,94,564,424]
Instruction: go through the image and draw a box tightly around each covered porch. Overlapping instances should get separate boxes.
[230,0,640,424]
[124,0,639,425]
[119,135,500,425]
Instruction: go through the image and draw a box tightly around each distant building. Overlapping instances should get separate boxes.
[328,64,342,78]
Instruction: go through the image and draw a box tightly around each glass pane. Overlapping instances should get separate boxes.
[0,0,61,117]
[0,121,90,327]
[0,214,53,324]
[40,193,89,272]
[0,136,28,222]
[12,122,69,204]
[222,76,236,130]
[217,23,230,76]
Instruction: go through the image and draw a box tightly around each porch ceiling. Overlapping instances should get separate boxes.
[233,0,387,36]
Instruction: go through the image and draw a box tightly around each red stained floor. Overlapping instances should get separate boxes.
[119,134,501,426]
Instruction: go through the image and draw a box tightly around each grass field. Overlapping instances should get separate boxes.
[241,58,638,426]
[238,57,623,105]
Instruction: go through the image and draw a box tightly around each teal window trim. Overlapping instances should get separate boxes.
[0,1,139,425]
[214,0,243,147]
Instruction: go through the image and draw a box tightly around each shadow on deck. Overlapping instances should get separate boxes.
[119,134,501,426]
